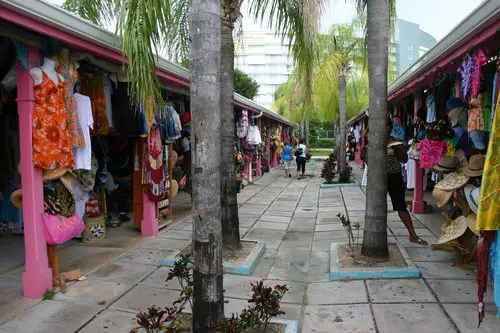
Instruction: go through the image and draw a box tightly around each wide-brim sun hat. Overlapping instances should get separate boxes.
[436,216,468,245]
[59,172,77,196]
[170,179,179,198]
[464,184,480,214]
[432,188,453,208]
[461,154,485,178]
[433,156,458,173]
[465,213,479,236]
[169,151,178,169]
[43,168,69,181]
[434,172,469,191]
[10,189,22,209]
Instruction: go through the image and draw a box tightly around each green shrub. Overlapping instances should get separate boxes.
[312,138,335,149]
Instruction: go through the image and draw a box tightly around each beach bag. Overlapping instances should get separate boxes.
[42,212,84,245]
[294,147,303,157]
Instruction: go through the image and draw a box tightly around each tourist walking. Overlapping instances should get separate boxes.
[295,139,307,179]
[281,141,293,178]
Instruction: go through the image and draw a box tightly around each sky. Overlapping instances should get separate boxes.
[48,0,486,43]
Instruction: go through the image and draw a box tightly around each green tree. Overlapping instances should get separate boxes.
[234,68,259,100]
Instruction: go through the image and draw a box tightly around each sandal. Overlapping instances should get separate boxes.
[410,237,428,246]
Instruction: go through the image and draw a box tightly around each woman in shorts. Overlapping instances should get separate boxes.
[281,141,293,178]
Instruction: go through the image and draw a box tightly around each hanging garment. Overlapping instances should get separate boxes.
[476,98,500,231]
[246,126,262,145]
[406,158,415,189]
[468,94,485,132]
[472,49,488,99]
[426,95,437,123]
[180,111,192,133]
[418,139,444,169]
[33,71,75,169]
[57,59,85,147]
[143,125,166,201]
[73,155,98,191]
[477,231,496,327]
[80,71,109,135]
[73,94,94,170]
[102,73,114,129]
[458,54,474,101]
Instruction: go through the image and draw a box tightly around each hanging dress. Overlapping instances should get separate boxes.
[143,125,165,202]
[57,59,85,147]
[33,72,75,169]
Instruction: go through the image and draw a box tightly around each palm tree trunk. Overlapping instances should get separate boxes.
[338,70,347,177]
[190,0,224,330]
[333,121,337,155]
[220,5,241,250]
[300,119,305,139]
[361,0,390,258]
[305,118,310,153]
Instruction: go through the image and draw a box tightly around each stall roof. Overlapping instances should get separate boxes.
[0,0,290,125]
[348,0,500,125]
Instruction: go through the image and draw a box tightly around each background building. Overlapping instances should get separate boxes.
[235,30,294,109]
[394,19,438,76]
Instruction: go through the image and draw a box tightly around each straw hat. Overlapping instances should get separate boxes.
[433,156,458,173]
[464,184,480,214]
[169,151,178,169]
[43,168,69,181]
[59,172,77,196]
[436,216,468,245]
[465,213,479,236]
[10,189,22,209]
[432,188,453,208]
[170,179,179,198]
[434,172,469,191]
[461,154,485,178]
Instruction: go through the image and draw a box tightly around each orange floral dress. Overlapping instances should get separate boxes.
[33,72,75,169]
[80,71,109,135]
[57,60,85,147]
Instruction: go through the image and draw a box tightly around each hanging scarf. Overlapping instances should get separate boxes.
[477,231,496,327]
[143,125,166,202]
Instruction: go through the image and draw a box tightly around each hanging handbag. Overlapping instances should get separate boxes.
[42,212,85,245]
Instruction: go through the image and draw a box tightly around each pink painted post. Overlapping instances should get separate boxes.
[17,49,52,298]
[141,191,159,236]
[412,94,425,214]
[272,151,278,168]
[266,126,271,170]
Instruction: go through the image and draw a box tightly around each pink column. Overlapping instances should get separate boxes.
[17,49,52,298]
[412,94,425,214]
[266,127,271,170]
[141,191,159,236]
[272,151,278,168]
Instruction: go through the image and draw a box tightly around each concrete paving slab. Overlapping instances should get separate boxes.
[427,279,495,304]
[268,265,308,282]
[259,215,292,223]
[306,281,367,304]
[253,221,289,231]
[280,240,312,252]
[245,228,286,240]
[262,210,294,217]
[282,231,313,242]
[302,304,375,333]
[119,248,174,266]
[288,222,316,232]
[172,222,192,231]
[0,300,100,333]
[223,275,260,299]
[139,267,183,290]
[405,247,458,262]
[390,227,436,237]
[311,240,333,251]
[315,224,351,232]
[139,238,190,251]
[110,285,180,313]
[367,279,436,303]
[443,304,499,333]
[415,262,476,279]
[157,229,192,240]
[394,235,438,247]
[78,309,138,333]
[372,303,456,333]
[89,261,157,284]
[54,279,131,306]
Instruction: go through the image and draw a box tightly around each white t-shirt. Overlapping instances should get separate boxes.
[297,144,307,158]
[73,93,94,170]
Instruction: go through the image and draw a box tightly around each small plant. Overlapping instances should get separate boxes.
[132,306,188,333]
[42,289,55,301]
[338,213,361,254]
[167,254,194,311]
[321,153,337,184]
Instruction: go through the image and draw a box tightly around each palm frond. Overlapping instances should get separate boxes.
[163,0,190,64]
[63,0,118,25]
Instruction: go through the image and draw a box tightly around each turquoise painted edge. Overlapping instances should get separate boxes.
[329,242,421,281]
[320,183,360,188]
[162,240,266,276]
[223,316,298,333]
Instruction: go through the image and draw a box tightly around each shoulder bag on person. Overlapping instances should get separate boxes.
[294,147,303,157]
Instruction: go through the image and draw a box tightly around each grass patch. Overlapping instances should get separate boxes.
[309,149,333,157]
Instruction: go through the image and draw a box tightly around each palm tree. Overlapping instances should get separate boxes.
[355,0,396,258]
[316,17,366,178]
[220,0,243,250]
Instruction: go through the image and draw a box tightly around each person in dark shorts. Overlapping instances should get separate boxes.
[386,119,428,245]
[295,138,307,179]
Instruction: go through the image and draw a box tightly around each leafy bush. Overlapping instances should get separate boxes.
[312,138,335,149]
[338,164,353,184]
[321,153,337,184]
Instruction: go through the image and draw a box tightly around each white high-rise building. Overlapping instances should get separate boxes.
[235,31,294,109]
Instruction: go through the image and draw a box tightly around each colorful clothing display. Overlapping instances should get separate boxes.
[57,59,85,147]
[418,139,444,169]
[80,71,109,135]
[472,49,488,98]
[458,54,474,101]
[33,71,75,169]
[102,73,114,129]
[143,125,166,202]
[468,94,485,132]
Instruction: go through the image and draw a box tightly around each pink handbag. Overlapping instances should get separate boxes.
[42,212,85,245]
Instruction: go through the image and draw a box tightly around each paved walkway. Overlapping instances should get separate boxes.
[0,162,498,332]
